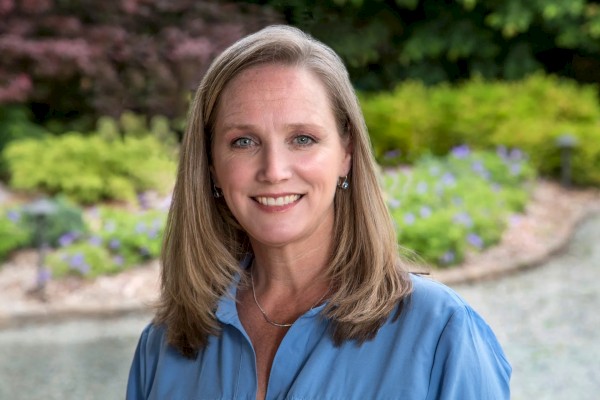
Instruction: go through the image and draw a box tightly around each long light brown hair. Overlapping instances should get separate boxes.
[155,25,412,357]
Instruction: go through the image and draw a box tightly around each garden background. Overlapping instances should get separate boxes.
[1,0,600,399]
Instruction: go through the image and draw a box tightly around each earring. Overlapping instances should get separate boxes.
[337,176,349,190]
[212,184,223,198]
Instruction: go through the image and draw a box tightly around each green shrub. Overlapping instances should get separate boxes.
[3,133,176,203]
[96,111,179,150]
[362,73,600,186]
[20,197,87,247]
[382,147,535,267]
[0,105,49,178]
[0,208,33,261]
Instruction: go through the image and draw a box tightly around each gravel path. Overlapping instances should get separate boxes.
[453,212,600,400]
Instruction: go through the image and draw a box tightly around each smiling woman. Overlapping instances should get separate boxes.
[126,25,511,400]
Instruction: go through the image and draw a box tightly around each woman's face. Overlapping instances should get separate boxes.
[211,64,351,250]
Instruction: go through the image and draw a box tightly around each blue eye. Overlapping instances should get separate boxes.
[232,137,255,148]
[293,135,315,146]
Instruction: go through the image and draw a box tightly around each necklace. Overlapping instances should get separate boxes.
[250,269,330,328]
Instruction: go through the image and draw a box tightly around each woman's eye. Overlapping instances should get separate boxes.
[293,135,315,146]
[232,137,255,148]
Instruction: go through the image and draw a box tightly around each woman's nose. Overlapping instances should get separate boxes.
[257,143,292,183]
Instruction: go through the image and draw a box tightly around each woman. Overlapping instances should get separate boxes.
[127,25,511,399]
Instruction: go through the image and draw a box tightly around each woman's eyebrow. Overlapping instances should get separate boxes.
[283,123,324,132]
[219,123,255,133]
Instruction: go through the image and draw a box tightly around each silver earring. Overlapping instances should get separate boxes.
[212,184,223,198]
[337,176,349,190]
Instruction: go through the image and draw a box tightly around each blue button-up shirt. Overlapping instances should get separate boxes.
[127,275,511,399]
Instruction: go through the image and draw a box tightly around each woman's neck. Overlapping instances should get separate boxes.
[250,242,331,296]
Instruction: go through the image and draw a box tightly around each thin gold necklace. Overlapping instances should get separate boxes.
[250,269,330,328]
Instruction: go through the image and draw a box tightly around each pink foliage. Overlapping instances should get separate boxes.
[0,0,281,120]
[0,74,32,102]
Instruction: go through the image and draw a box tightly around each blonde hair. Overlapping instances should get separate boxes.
[155,25,412,357]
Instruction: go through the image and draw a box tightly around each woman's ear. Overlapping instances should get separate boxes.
[210,166,219,186]
[341,137,353,176]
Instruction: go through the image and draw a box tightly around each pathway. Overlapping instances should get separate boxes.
[453,212,600,400]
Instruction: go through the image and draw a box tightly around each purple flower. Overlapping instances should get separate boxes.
[76,263,91,275]
[388,198,401,209]
[442,172,456,187]
[134,222,147,234]
[58,232,78,247]
[88,236,102,246]
[419,206,432,218]
[384,149,401,159]
[471,160,491,180]
[147,228,158,239]
[416,181,428,194]
[36,267,52,285]
[509,215,522,226]
[69,252,85,268]
[109,238,121,250]
[496,145,508,159]
[158,194,172,211]
[404,213,416,225]
[451,144,470,159]
[113,255,124,267]
[68,252,90,275]
[509,148,524,161]
[139,247,150,257]
[453,212,473,228]
[467,233,484,249]
[440,251,456,264]
[471,160,485,173]
[510,163,522,176]
[7,210,20,223]
[138,192,149,210]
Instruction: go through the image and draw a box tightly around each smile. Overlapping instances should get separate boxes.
[254,194,302,206]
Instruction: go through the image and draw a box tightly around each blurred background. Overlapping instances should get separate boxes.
[0,0,599,398]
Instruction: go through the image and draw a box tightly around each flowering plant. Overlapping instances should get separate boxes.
[382,146,535,267]
[0,208,32,261]
[46,207,167,278]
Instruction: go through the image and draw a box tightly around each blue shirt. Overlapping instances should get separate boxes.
[127,275,511,399]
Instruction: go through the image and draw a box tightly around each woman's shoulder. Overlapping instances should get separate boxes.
[406,273,470,314]
[137,321,167,348]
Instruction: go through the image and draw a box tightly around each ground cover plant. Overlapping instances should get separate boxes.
[46,207,167,279]
[382,146,535,267]
[0,197,85,262]
[0,208,32,261]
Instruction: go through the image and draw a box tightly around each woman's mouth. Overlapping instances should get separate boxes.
[254,194,302,206]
